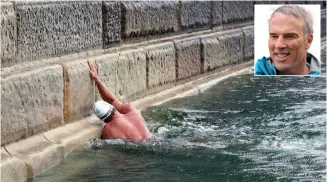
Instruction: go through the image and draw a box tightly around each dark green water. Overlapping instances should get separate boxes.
[31,69,326,182]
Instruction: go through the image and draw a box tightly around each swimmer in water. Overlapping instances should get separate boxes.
[88,60,152,141]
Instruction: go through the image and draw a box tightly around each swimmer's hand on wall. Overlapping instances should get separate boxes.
[87,59,119,105]
[87,60,100,83]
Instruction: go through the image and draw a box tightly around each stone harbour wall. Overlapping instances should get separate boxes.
[0,1,326,181]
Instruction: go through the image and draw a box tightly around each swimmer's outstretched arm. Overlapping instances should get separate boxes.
[87,60,124,112]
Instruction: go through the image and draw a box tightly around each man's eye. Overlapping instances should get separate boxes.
[285,35,295,39]
[270,35,278,39]
[285,35,296,39]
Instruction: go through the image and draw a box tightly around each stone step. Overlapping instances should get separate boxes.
[2,116,102,180]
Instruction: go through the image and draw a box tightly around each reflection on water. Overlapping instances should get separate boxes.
[32,48,326,181]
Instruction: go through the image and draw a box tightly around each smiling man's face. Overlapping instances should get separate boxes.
[268,12,313,75]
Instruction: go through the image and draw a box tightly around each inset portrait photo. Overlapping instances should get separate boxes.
[254,4,321,76]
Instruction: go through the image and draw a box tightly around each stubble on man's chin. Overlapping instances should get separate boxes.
[275,55,305,75]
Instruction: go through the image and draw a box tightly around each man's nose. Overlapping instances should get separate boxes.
[275,36,286,49]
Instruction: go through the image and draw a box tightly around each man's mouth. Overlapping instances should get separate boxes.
[275,53,290,59]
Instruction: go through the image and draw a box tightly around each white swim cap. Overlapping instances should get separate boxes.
[93,101,116,123]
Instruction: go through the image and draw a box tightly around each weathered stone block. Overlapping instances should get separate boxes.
[94,54,118,101]
[15,1,102,63]
[5,135,64,177]
[95,49,146,102]
[222,1,254,24]
[103,1,121,47]
[43,116,102,157]
[174,37,201,80]
[1,65,64,145]
[1,147,27,182]
[200,34,223,71]
[121,1,178,38]
[212,1,223,27]
[63,60,94,123]
[285,1,307,4]
[144,42,176,88]
[242,26,254,60]
[115,49,146,101]
[254,1,287,4]
[0,2,16,68]
[179,1,211,29]
[216,29,243,65]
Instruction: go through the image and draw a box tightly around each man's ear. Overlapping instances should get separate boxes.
[305,33,313,49]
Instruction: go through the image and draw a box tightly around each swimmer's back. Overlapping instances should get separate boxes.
[102,106,151,141]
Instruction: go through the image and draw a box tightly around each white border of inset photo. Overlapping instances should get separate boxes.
[254,4,321,76]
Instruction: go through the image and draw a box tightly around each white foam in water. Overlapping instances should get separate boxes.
[181,141,226,149]
[152,119,222,149]
[272,112,326,128]
[85,138,106,149]
[281,101,325,118]
[104,139,126,145]
[85,138,128,149]
[223,110,242,114]
[317,88,326,94]
[246,140,325,180]
[257,137,325,157]
[157,126,169,135]
[267,92,285,97]
[257,99,269,102]
[209,125,219,129]
[241,101,252,104]
[170,108,219,113]
[183,121,215,132]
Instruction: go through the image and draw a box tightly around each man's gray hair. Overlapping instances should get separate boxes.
[269,5,313,38]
